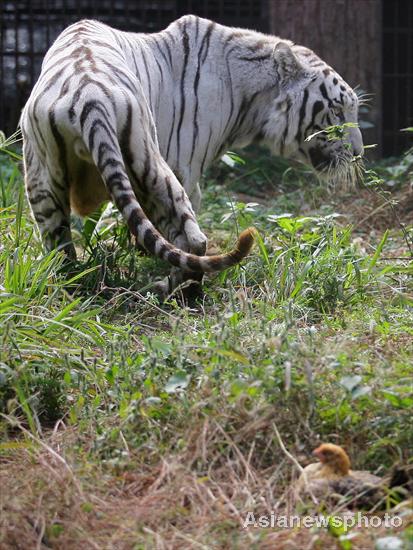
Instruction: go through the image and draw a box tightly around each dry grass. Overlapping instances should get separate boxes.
[1,409,412,550]
[341,185,413,234]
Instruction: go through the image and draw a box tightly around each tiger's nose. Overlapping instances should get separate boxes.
[353,142,363,156]
[350,126,364,156]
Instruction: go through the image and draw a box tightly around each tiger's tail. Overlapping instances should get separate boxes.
[85,106,256,273]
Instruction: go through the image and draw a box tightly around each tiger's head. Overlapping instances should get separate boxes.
[263,41,363,183]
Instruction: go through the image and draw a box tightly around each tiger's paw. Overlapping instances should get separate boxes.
[184,221,207,256]
[152,273,204,307]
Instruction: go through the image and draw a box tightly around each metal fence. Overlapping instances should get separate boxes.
[382,0,413,156]
[1,1,412,156]
[0,0,268,138]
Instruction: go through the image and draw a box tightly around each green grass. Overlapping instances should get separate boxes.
[0,139,412,549]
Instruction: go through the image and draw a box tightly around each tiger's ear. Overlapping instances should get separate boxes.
[273,42,305,84]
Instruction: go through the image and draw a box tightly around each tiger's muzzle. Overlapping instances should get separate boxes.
[308,124,363,177]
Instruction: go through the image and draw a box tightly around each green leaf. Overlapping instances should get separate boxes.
[165,372,191,394]
[340,375,362,392]
[49,523,64,538]
[143,396,162,406]
[351,385,371,400]
[375,536,404,550]
[382,391,413,409]
[81,502,94,513]
[306,122,359,143]
[327,516,350,546]
[82,203,108,242]
[215,349,249,364]
[367,229,389,275]
[221,151,246,167]
[145,337,172,356]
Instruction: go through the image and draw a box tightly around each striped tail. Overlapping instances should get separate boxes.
[86,124,256,273]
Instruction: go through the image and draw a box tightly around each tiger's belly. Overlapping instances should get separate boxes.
[69,160,110,216]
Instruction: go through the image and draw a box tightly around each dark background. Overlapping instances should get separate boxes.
[1,0,412,157]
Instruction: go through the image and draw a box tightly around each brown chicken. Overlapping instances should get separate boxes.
[296,443,385,508]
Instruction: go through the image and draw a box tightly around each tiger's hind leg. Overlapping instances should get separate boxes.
[23,140,76,259]
[124,132,207,302]
[152,219,206,304]
[163,180,205,303]
[140,170,206,303]
[138,201,206,303]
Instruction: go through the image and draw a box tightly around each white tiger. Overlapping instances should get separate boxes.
[20,15,363,299]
